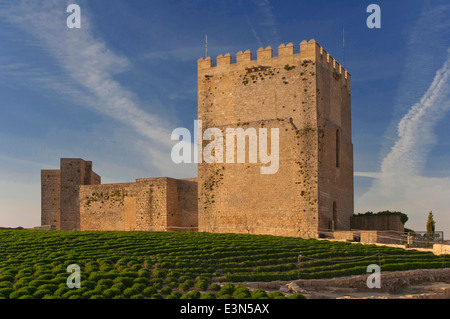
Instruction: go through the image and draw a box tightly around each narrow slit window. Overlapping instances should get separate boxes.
[336,129,340,168]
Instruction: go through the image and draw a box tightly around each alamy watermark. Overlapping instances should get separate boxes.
[66,264,81,289]
[366,4,381,29]
[366,264,381,288]
[171,120,279,175]
[66,4,81,29]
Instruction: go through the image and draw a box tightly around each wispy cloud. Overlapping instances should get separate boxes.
[355,1,450,237]
[379,55,450,179]
[142,44,241,62]
[0,0,193,177]
[356,56,450,235]
[240,0,280,48]
[244,13,263,48]
[252,0,280,45]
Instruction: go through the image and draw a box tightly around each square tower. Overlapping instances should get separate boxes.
[41,158,101,230]
[197,39,353,238]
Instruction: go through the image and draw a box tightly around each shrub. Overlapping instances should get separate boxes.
[233,286,251,299]
[49,276,67,286]
[167,291,182,299]
[9,288,32,299]
[111,282,126,292]
[195,279,209,290]
[131,283,146,293]
[179,280,194,292]
[97,279,114,287]
[208,283,220,291]
[28,279,46,288]
[18,295,33,299]
[0,274,14,282]
[165,276,178,284]
[200,292,216,299]
[130,294,144,299]
[152,281,163,290]
[33,289,52,299]
[114,276,134,286]
[81,280,96,290]
[0,288,14,298]
[103,288,122,299]
[142,287,157,297]
[123,288,139,298]
[150,293,163,299]
[167,271,180,278]
[88,272,105,281]
[120,271,138,278]
[137,268,150,278]
[168,281,178,289]
[0,282,11,289]
[251,289,268,299]
[180,290,201,299]
[152,269,167,278]
[268,291,287,299]
[160,286,172,295]
[15,269,33,279]
[179,275,192,283]
[134,277,149,285]
[90,295,105,299]
[82,291,95,299]
[216,293,232,299]
[93,285,108,294]
[35,272,53,279]
[218,283,235,297]
[62,290,81,299]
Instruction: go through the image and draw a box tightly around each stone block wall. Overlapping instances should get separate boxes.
[41,169,60,230]
[351,215,404,232]
[197,39,353,238]
[41,40,354,241]
[42,158,198,232]
[59,159,101,230]
[79,177,198,232]
[175,178,198,231]
[313,41,353,233]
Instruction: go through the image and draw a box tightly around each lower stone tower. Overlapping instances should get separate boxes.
[41,158,101,230]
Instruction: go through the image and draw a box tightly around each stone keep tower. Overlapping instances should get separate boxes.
[41,158,101,230]
[197,39,353,238]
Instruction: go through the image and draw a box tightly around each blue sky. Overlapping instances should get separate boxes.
[0,0,449,236]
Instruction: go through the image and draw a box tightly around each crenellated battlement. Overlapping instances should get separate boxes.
[198,39,350,80]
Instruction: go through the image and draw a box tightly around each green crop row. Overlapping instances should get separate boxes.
[0,230,448,299]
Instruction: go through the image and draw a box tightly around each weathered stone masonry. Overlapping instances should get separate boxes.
[197,39,353,238]
[41,39,354,238]
[42,159,197,231]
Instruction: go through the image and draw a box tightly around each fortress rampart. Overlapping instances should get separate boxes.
[197,39,353,238]
[41,39,354,239]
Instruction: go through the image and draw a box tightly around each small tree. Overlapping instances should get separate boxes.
[425,211,435,246]
[426,211,435,233]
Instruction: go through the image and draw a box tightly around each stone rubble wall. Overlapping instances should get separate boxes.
[242,267,450,294]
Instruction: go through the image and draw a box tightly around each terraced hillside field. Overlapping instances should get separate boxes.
[0,230,448,299]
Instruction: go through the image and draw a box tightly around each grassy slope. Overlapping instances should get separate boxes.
[0,230,448,299]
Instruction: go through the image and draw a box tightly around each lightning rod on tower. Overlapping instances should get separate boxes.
[205,34,208,58]
[343,28,345,68]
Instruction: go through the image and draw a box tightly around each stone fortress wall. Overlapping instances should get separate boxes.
[42,159,197,231]
[197,39,352,238]
[41,39,364,241]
